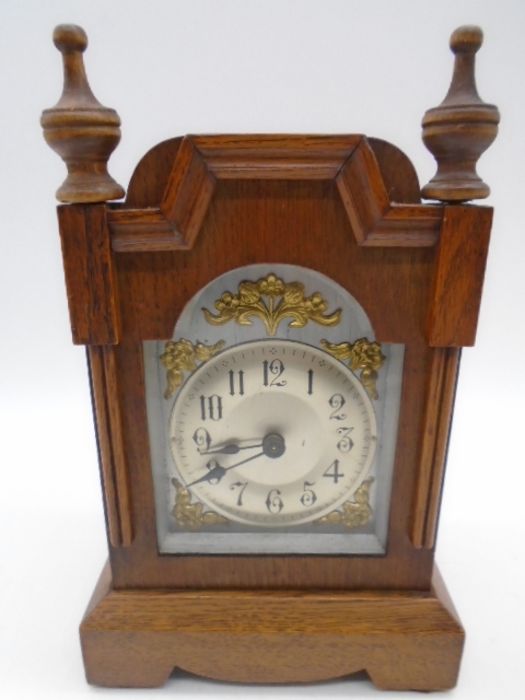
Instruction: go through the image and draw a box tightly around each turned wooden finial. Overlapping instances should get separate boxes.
[41,25,124,203]
[421,25,500,202]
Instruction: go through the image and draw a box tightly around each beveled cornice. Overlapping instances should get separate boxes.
[108,135,442,252]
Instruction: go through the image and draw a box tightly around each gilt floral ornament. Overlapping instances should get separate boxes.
[316,478,374,528]
[320,338,385,399]
[160,338,225,399]
[202,273,341,336]
[171,479,229,529]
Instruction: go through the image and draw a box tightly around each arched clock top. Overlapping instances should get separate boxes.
[41,23,498,243]
[105,133,445,252]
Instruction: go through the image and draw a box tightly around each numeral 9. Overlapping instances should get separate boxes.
[192,427,211,452]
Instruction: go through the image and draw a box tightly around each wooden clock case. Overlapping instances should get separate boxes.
[41,24,499,691]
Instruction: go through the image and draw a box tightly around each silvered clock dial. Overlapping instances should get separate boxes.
[169,339,377,526]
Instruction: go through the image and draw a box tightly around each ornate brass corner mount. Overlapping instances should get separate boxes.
[160,338,225,399]
[171,479,229,529]
[202,273,341,336]
[321,338,385,399]
[316,478,374,528]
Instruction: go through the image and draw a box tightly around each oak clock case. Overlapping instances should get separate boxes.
[42,23,498,693]
[144,264,404,554]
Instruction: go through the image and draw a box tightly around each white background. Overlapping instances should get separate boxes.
[1,1,524,698]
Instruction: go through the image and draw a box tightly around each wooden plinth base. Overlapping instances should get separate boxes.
[80,563,464,690]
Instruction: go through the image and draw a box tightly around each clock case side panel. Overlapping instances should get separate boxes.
[412,204,493,549]
[57,135,493,591]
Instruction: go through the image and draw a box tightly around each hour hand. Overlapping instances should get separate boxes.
[185,460,226,487]
[199,440,263,455]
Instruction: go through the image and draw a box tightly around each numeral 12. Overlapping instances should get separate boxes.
[262,359,286,387]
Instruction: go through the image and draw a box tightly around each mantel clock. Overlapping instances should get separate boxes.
[41,24,499,691]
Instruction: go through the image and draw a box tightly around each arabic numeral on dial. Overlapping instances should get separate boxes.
[262,359,286,387]
[266,488,284,514]
[230,481,248,506]
[328,393,346,420]
[228,369,245,396]
[337,426,354,453]
[323,459,345,484]
[300,481,317,507]
[192,427,212,452]
[200,394,223,421]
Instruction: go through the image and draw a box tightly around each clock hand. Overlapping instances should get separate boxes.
[199,441,264,456]
[216,433,286,465]
[185,433,286,488]
[185,450,265,488]
[184,461,227,488]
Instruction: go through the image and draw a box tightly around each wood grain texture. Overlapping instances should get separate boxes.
[105,167,435,590]
[87,346,133,547]
[336,139,442,247]
[41,25,124,203]
[58,138,494,592]
[80,562,464,689]
[192,133,361,178]
[160,136,216,247]
[42,22,497,692]
[411,348,461,548]
[106,135,442,252]
[108,338,435,590]
[58,204,120,344]
[427,205,493,346]
[421,26,499,202]
[367,138,421,204]
[110,208,185,252]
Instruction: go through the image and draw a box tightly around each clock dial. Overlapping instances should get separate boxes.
[169,339,377,526]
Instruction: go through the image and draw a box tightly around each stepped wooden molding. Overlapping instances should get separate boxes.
[81,562,464,690]
[58,204,120,345]
[427,205,493,347]
[88,347,133,547]
[411,348,461,549]
[335,138,442,247]
[107,135,443,252]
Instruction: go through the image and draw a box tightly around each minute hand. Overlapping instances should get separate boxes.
[185,450,265,488]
